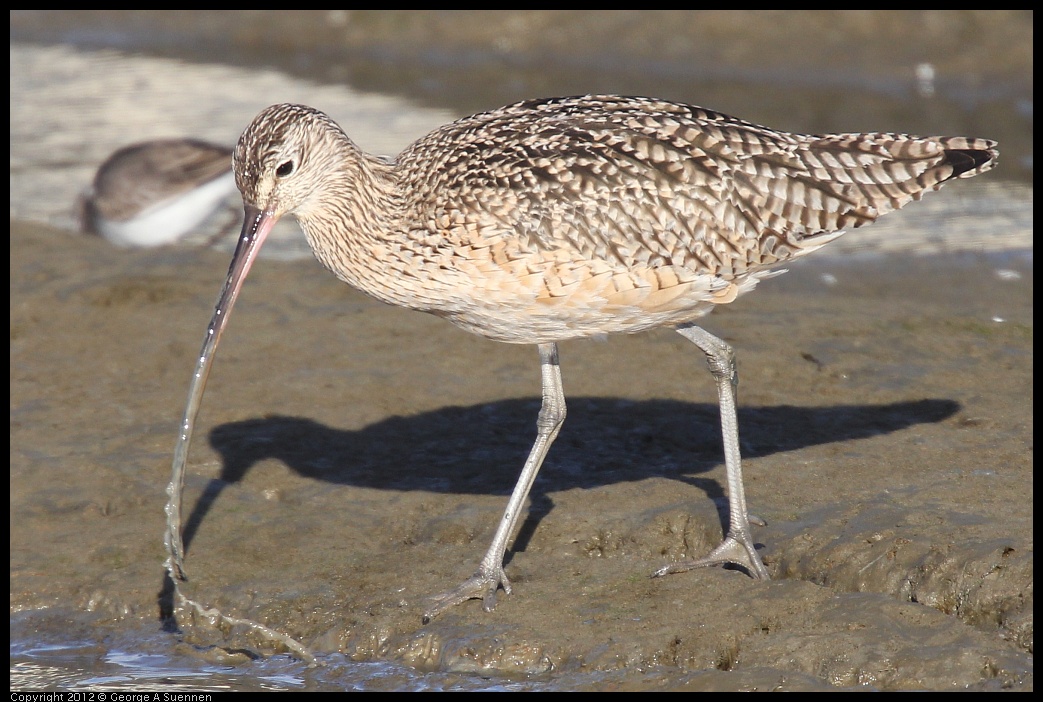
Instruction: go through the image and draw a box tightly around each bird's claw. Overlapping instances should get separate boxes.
[422,567,512,623]
[653,532,770,580]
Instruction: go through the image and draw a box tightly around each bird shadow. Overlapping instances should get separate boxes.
[159,395,958,626]
[175,396,959,564]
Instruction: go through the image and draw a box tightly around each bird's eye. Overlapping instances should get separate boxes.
[276,160,295,178]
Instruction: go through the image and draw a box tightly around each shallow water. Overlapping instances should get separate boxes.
[10,11,1033,692]
[9,613,564,692]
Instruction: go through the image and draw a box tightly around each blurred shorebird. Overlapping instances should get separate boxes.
[81,139,239,247]
[164,95,997,623]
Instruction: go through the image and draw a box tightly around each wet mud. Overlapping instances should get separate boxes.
[10,218,1032,690]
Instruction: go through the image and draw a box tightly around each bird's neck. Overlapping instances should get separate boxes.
[294,145,428,308]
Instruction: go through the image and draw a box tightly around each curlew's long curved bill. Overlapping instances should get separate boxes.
[164,204,277,581]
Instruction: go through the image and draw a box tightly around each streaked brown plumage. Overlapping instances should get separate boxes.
[165,94,997,623]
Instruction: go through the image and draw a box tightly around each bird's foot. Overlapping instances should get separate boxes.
[652,531,770,580]
[422,566,512,623]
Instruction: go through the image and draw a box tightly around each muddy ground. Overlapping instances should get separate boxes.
[10,215,1032,690]
[9,10,1033,691]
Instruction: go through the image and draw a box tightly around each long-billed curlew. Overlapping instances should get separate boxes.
[164,95,997,623]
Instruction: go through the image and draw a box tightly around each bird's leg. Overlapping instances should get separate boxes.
[423,342,566,622]
[654,324,770,580]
